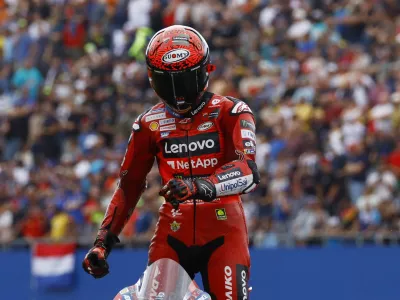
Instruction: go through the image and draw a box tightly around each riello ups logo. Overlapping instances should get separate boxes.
[162,132,220,158]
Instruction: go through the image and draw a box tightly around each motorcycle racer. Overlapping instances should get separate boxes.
[83,25,260,300]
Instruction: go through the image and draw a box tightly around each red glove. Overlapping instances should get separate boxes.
[159,178,216,208]
[82,230,119,279]
[82,246,109,279]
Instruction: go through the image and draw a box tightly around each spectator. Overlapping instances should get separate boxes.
[3,0,400,249]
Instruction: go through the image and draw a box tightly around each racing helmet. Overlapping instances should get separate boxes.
[145,25,216,116]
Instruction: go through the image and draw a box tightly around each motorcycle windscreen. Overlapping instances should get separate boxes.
[114,258,212,300]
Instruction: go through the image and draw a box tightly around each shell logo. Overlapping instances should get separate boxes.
[149,122,159,131]
[162,49,190,63]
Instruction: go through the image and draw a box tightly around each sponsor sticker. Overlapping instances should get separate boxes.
[145,113,166,122]
[236,264,249,299]
[119,288,129,294]
[244,148,256,154]
[132,122,140,131]
[221,164,234,170]
[170,221,181,232]
[162,49,190,63]
[172,36,189,42]
[243,140,256,148]
[225,266,233,299]
[215,208,227,220]
[216,168,243,182]
[161,132,170,138]
[215,176,251,196]
[230,100,253,115]
[171,209,182,218]
[166,158,218,170]
[159,118,175,126]
[197,121,214,131]
[162,132,220,158]
[240,119,256,132]
[149,108,165,114]
[208,108,220,119]
[191,101,206,116]
[212,99,221,105]
[160,124,176,131]
[149,121,159,131]
[179,118,192,124]
[241,129,256,141]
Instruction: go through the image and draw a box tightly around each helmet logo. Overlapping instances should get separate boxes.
[162,49,190,63]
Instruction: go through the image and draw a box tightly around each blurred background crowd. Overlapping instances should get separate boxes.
[2,0,400,249]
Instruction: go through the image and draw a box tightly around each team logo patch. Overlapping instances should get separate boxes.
[149,122,159,131]
[215,208,227,220]
[162,49,190,63]
[170,221,181,232]
[197,121,214,131]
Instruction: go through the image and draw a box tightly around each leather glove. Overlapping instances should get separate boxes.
[82,245,109,279]
[82,230,119,279]
[159,178,216,208]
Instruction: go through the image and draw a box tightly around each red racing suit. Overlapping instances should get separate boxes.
[99,92,259,300]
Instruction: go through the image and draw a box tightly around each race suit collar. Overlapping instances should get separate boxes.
[166,92,214,118]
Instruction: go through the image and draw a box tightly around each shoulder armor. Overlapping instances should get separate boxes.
[225,96,253,116]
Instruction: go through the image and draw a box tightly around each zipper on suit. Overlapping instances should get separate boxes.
[185,131,196,245]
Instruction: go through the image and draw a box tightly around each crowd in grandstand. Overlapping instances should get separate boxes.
[2,0,400,248]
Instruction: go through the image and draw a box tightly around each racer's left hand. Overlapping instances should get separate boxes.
[159,179,197,204]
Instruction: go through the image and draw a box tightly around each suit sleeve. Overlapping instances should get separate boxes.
[204,99,260,197]
[98,112,156,238]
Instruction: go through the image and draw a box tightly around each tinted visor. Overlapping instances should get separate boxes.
[150,67,208,111]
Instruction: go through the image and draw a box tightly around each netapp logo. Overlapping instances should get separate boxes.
[162,132,220,158]
[216,168,242,182]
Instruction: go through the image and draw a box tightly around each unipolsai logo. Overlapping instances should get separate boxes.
[162,49,190,63]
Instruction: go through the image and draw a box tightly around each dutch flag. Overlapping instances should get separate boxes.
[31,243,76,290]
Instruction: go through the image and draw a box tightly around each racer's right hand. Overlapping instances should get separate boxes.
[82,246,110,279]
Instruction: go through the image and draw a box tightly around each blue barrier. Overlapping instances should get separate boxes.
[2,247,400,300]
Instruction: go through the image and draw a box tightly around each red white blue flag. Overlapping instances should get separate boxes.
[31,243,76,290]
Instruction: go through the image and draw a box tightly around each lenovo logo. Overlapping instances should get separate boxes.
[162,132,220,158]
[216,168,242,182]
